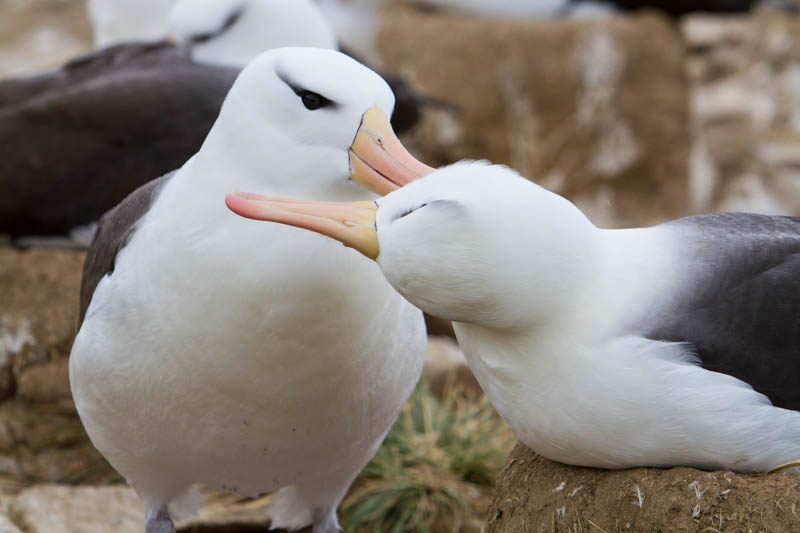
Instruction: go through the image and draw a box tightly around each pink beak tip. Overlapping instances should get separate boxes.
[225,193,258,219]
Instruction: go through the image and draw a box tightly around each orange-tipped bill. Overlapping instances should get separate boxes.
[349,107,435,195]
[226,192,379,259]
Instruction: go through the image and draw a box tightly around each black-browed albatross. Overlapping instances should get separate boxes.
[225,160,800,474]
[70,47,434,533]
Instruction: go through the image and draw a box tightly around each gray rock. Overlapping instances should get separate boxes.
[683,9,800,217]
[16,358,71,406]
[0,515,22,533]
[9,485,142,533]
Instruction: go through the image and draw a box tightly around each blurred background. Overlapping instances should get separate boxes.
[1,0,799,531]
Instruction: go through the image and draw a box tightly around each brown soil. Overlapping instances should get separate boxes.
[0,0,91,77]
[381,6,691,228]
[488,443,800,532]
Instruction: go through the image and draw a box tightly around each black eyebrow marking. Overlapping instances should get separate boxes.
[394,203,428,221]
[190,6,245,44]
[275,68,297,92]
[275,68,337,109]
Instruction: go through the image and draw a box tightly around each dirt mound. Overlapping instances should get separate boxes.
[488,443,800,532]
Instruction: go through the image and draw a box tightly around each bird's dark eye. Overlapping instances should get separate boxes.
[276,70,337,111]
[299,90,332,111]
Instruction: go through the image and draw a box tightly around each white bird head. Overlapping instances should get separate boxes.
[167,0,338,67]
[197,47,433,200]
[225,161,599,329]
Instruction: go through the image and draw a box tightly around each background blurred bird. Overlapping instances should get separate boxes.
[0,42,237,246]
[86,0,180,48]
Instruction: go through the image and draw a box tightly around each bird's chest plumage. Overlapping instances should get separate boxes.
[71,215,426,495]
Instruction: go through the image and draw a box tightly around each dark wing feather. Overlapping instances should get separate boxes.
[643,213,800,409]
[78,172,173,329]
[572,0,756,16]
[0,42,238,237]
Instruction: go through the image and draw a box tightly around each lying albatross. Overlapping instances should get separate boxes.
[70,47,433,533]
[0,41,237,244]
[226,160,800,473]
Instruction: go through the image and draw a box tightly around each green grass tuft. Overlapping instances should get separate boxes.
[341,379,515,533]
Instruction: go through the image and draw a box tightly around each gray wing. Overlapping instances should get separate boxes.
[78,172,174,328]
[0,41,238,238]
[643,213,800,409]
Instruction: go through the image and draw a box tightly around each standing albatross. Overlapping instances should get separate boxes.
[225,160,800,473]
[70,47,433,533]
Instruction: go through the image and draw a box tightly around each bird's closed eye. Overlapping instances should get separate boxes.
[395,203,428,221]
[392,199,461,222]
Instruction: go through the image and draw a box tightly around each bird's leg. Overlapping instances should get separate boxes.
[145,506,175,533]
[312,508,340,533]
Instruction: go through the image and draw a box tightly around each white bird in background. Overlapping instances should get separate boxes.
[226,160,800,474]
[164,0,427,134]
[87,0,181,48]
[70,48,433,533]
[88,0,383,64]
[316,0,384,66]
[167,0,338,66]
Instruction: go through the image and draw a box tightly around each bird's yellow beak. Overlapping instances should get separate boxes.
[226,193,380,259]
[349,107,434,194]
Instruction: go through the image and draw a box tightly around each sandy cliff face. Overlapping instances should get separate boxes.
[0,0,91,77]
[382,7,692,228]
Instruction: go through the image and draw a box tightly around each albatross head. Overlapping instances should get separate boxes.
[198,47,433,200]
[225,161,599,329]
[167,0,338,66]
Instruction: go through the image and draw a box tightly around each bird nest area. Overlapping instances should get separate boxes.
[487,444,800,533]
